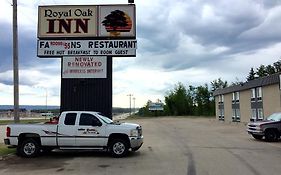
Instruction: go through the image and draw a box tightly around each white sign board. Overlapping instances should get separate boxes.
[99,5,136,37]
[149,103,164,111]
[37,40,137,57]
[62,56,106,78]
[38,6,98,38]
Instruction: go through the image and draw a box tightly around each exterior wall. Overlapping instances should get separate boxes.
[223,93,232,122]
[263,84,281,117]
[239,89,251,123]
[215,96,219,120]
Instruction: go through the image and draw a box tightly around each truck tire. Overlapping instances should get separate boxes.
[18,138,40,158]
[109,139,129,158]
[252,134,263,140]
[265,129,279,142]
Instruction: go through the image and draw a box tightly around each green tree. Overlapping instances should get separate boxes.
[256,65,267,77]
[210,78,228,92]
[231,77,243,86]
[273,60,281,72]
[247,67,256,81]
[164,83,195,116]
[266,65,276,75]
[194,84,212,116]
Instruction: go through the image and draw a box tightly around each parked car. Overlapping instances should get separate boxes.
[4,111,143,158]
[247,112,281,141]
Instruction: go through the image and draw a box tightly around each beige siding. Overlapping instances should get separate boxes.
[224,93,232,122]
[239,90,251,123]
[263,84,281,117]
[215,96,219,120]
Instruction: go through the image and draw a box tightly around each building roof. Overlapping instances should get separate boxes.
[213,73,280,96]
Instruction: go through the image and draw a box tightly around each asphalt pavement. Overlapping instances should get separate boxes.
[1,117,281,175]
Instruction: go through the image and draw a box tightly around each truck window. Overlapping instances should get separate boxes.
[64,113,77,125]
[79,113,101,126]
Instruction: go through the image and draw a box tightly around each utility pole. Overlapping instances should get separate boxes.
[45,89,48,119]
[133,97,136,114]
[13,0,19,123]
[127,94,133,116]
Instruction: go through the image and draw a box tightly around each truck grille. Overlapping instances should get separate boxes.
[137,126,142,137]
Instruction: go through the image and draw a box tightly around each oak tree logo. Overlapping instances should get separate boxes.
[102,10,132,37]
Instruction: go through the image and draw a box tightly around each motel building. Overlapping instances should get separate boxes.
[213,73,281,123]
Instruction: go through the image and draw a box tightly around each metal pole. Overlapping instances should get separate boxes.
[133,97,135,114]
[45,89,48,120]
[127,94,133,116]
[13,0,19,123]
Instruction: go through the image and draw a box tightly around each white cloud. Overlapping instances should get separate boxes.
[1,0,281,108]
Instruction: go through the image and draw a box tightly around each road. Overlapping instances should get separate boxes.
[1,117,281,175]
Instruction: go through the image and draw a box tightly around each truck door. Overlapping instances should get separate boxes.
[76,113,106,147]
[57,113,77,146]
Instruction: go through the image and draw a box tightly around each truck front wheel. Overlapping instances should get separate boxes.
[265,129,279,142]
[18,138,40,158]
[252,134,263,140]
[109,139,129,158]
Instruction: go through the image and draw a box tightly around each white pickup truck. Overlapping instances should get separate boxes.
[4,111,143,158]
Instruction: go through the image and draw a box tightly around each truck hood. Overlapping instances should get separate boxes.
[248,120,281,126]
[115,122,139,128]
[109,122,140,129]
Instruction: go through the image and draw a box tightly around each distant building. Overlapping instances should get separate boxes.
[213,73,281,123]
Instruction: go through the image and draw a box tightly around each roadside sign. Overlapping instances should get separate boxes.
[37,39,137,57]
[149,102,164,111]
[38,5,98,38]
[38,4,136,38]
[62,56,107,78]
[99,5,136,37]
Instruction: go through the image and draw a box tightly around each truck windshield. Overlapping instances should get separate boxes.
[266,113,281,121]
[97,114,114,124]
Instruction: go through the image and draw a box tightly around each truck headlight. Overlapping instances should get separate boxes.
[130,129,138,137]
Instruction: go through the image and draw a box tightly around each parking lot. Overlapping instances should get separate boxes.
[1,117,281,175]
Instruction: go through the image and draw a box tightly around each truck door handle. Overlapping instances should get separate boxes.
[78,128,85,131]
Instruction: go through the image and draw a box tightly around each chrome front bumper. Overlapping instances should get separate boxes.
[129,136,143,149]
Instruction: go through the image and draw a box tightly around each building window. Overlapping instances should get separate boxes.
[236,109,240,122]
[218,95,224,104]
[257,108,263,120]
[232,109,235,120]
[232,92,240,103]
[219,109,224,120]
[251,88,256,101]
[257,87,262,101]
[251,109,256,120]
[236,92,240,101]
[232,108,240,122]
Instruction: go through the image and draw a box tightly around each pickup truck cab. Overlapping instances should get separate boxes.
[4,111,143,158]
[247,112,281,142]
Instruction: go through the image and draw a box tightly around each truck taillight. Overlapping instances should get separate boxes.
[6,127,11,137]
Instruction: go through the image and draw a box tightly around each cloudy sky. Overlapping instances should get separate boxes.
[1,0,281,108]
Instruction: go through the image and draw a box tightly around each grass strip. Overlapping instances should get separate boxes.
[0,119,49,125]
[0,144,16,157]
